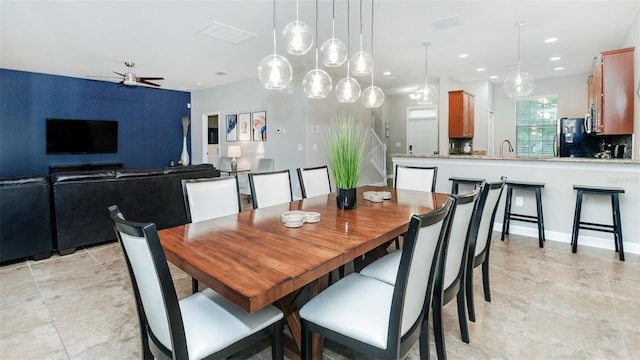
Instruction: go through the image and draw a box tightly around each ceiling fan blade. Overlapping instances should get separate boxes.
[138,79,161,87]
[138,76,164,81]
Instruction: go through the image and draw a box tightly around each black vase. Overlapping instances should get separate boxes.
[336,188,357,210]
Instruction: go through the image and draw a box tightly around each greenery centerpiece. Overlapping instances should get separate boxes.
[324,114,368,209]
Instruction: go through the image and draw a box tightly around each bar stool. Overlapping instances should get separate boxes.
[571,185,625,261]
[449,176,485,194]
[501,181,545,248]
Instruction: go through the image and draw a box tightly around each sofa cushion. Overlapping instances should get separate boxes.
[0,174,49,187]
[52,170,115,183]
[116,168,164,178]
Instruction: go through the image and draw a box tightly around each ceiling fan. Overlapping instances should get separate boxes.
[114,61,164,87]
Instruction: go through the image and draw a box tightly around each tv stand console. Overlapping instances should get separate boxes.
[49,163,124,174]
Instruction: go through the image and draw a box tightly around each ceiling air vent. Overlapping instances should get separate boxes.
[199,21,256,44]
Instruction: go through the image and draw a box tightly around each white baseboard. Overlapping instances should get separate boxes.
[494,222,640,255]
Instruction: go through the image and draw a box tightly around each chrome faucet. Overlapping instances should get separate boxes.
[501,139,514,158]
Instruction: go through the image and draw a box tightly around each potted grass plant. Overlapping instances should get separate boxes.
[324,114,368,209]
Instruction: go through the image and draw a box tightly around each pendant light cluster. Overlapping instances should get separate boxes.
[409,42,438,105]
[503,22,535,98]
[258,0,384,108]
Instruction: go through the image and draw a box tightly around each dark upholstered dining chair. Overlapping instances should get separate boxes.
[182,175,242,293]
[297,165,331,198]
[249,169,293,209]
[299,197,456,360]
[466,177,507,322]
[108,205,284,360]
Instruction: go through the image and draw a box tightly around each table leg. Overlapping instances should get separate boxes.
[276,274,329,360]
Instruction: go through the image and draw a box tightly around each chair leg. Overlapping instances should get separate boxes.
[191,278,198,294]
[482,259,491,302]
[301,320,312,360]
[465,265,476,322]
[501,187,513,241]
[271,320,284,360]
[612,194,625,261]
[535,188,545,248]
[433,291,447,360]
[571,191,583,253]
[456,290,470,343]
[419,314,431,360]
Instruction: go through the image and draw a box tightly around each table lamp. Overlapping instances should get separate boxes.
[228,145,241,171]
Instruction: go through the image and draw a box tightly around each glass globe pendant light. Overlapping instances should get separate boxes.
[503,22,535,97]
[349,0,373,77]
[319,0,347,67]
[258,0,292,90]
[362,0,384,108]
[303,0,332,98]
[410,42,438,105]
[281,0,313,55]
[336,0,361,103]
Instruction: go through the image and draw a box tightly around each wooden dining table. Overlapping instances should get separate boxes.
[158,185,449,359]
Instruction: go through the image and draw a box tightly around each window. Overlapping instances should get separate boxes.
[516,96,558,157]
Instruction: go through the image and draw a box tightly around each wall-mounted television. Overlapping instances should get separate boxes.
[46,119,118,154]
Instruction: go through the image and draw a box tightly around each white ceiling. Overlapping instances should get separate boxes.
[1,1,638,94]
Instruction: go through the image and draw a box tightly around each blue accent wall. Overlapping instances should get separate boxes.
[0,69,191,176]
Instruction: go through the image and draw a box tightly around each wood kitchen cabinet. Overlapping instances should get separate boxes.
[448,90,474,138]
[588,47,635,135]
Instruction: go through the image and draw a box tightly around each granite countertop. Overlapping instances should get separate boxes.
[390,153,639,164]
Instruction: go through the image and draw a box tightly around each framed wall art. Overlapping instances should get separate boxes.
[226,114,237,142]
[252,111,266,141]
[238,113,251,141]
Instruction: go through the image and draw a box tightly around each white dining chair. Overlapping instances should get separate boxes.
[181,176,241,223]
[360,187,482,358]
[466,177,507,322]
[249,169,293,209]
[390,164,439,249]
[297,165,331,198]
[108,205,284,360]
[181,176,242,293]
[238,158,275,198]
[394,164,438,193]
[299,197,455,359]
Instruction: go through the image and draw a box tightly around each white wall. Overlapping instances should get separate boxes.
[190,76,307,197]
[190,73,382,196]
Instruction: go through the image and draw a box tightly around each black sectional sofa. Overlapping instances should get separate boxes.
[0,175,55,263]
[0,164,219,262]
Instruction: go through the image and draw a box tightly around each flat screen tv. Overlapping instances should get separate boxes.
[46,119,118,154]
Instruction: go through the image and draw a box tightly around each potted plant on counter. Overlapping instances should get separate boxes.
[324,114,368,210]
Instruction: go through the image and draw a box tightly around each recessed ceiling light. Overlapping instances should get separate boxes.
[545,37,558,43]
[383,71,391,76]
[554,67,564,71]
[476,68,485,72]
[549,56,561,61]
[489,75,498,79]
[458,53,469,58]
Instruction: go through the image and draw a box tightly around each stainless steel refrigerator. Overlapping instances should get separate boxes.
[557,117,600,157]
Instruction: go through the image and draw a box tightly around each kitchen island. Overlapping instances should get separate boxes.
[392,154,640,255]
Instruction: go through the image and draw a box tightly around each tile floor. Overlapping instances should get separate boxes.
[1,233,639,360]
